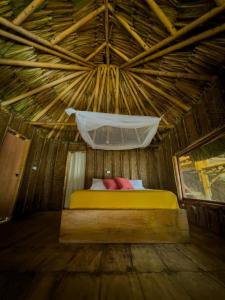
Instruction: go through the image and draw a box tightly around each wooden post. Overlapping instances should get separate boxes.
[2,72,83,107]
[0,59,91,71]
[145,0,176,35]
[120,3,225,68]
[51,5,106,45]
[108,3,149,51]
[0,17,92,67]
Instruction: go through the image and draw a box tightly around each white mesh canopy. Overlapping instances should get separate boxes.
[66,108,160,150]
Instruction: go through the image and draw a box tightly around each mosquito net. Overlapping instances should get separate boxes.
[65,108,160,150]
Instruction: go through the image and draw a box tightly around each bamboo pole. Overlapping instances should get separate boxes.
[97,66,107,111]
[145,0,176,35]
[130,72,190,112]
[108,3,149,51]
[109,43,130,61]
[0,59,91,71]
[71,70,96,108]
[0,29,80,65]
[137,22,225,65]
[51,4,106,45]
[13,0,46,26]
[120,3,225,68]
[119,84,132,114]
[129,68,215,81]
[125,72,149,115]
[121,71,144,115]
[105,0,110,67]
[128,73,169,125]
[93,66,101,112]
[115,66,120,113]
[32,72,87,121]
[2,72,82,107]
[86,42,106,61]
[106,65,110,112]
[48,71,95,139]
[0,17,92,67]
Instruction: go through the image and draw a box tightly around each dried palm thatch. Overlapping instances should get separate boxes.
[0,0,225,143]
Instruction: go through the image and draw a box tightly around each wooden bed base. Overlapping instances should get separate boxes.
[59,209,190,243]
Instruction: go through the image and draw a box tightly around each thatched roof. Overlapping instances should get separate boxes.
[0,0,225,142]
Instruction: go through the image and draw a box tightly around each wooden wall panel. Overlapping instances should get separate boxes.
[85,148,159,189]
[157,80,225,235]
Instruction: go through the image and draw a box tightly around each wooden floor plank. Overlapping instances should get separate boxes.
[154,244,199,271]
[65,245,103,272]
[52,273,100,300]
[99,245,132,272]
[131,245,166,272]
[100,274,143,300]
[0,272,35,300]
[171,271,225,300]
[0,212,225,300]
[138,273,192,300]
[177,244,225,271]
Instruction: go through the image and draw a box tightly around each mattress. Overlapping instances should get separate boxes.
[69,190,179,209]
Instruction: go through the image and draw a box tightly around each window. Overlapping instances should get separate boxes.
[174,127,225,203]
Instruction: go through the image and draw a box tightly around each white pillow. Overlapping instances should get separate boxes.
[129,179,145,190]
[90,178,106,190]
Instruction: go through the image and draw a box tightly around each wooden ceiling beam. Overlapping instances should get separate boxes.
[0,58,91,71]
[93,66,102,112]
[51,4,106,45]
[145,0,176,35]
[2,72,83,107]
[48,70,95,139]
[105,0,110,67]
[127,72,169,124]
[0,17,92,67]
[121,71,144,115]
[129,68,216,81]
[86,42,107,61]
[0,28,82,65]
[97,66,107,111]
[135,22,225,65]
[32,72,87,121]
[108,3,149,51]
[13,0,46,26]
[109,43,130,61]
[120,3,225,68]
[130,72,190,112]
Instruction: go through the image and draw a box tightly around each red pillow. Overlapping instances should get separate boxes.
[103,179,118,190]
[115,177,134,190]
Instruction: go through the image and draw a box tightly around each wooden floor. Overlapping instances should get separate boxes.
[1,212,225,300]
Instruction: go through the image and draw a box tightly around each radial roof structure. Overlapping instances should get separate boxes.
[0,0,225,142]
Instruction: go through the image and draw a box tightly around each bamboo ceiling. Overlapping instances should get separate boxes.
[0,0,225,142]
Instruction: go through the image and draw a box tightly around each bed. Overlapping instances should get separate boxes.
[60,189,190,243]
